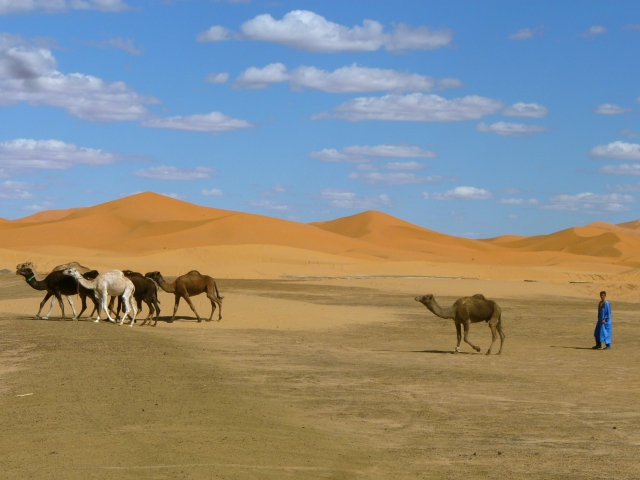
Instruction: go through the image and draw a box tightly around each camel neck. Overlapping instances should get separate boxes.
[158,277,175,293]
[427,299,456,319]
[24,274,46,290]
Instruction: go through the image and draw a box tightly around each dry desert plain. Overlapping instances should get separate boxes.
[1,192,640,479]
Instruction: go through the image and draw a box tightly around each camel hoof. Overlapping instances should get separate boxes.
[475,347,481,352]
[197,319,202,323]
[485,351,491,355]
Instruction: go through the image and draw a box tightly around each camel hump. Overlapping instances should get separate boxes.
[186,270,201,275]
[472,294,486,300]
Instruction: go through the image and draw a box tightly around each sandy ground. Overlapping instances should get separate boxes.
[1,273,640,479]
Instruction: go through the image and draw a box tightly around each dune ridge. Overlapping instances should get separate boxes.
[3,193,640,278]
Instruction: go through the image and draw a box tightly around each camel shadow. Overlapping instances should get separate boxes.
[550,346,597,350]
[413,349,477,355]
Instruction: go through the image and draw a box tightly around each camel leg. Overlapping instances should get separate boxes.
[152,299,161,327]
[182,294,202,322]
[207,295,222,322]
[170,295,180,323]
[454,322,462,353]
[127,296,138,327]
[55,292,65,320]
[486,321,498,355]
[496,318,505,355]
[38,293,54,319]
[77,294,89,319]
[66,295,77,319]
[463,321,481,352]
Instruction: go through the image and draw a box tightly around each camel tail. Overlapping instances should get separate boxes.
[215,282,224,301]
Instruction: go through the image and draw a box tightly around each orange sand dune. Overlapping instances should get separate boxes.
[0,193,430,261]
[3,193,640,276]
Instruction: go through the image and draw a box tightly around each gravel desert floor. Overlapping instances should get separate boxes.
[1,274,640,479]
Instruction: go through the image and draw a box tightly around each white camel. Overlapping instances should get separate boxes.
[63,268,138,326]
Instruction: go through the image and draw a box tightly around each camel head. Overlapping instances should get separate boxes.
[16,262,35,276]
[16,264,35,277]
[83,270,100,280]
[62,268,82,279]
[415,294,434,306]
[145,271,163,284]
[122,270,143,278]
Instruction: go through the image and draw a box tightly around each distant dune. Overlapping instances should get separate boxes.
[3,192,640,274]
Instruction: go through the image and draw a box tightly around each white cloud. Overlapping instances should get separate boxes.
[314,93,504,122]
[348,171,441,185]
[0,34,157,121]
[134,166,213,181]
[579,25,607,37]
[477,121,547,137]
[599,164,640,175]
[142,112,254,132]
[310,144,437,163]
[623,24,640,31]
[197,26,233,42]
[497,198,539,205]
[502,102,548,118]
[84,37,142,55]
[423,186,493,200]
[0,180,34,199]
[233,63,289,89]
[235,10,452,53]
[384,161,426,171]
[594,103,631,115]
[201,188,224,197]
[508,28,541,40]
[544,192,633,211]
[0,0,129,14]
[250,199,294,211]
[608,183,640,192]
[22,201,54,211]
[205,72,229,84]
[319,188,390,209]
[589,141,640,160]
[0,138,117,176]
[620,129,639,138]
[234,63,452,93]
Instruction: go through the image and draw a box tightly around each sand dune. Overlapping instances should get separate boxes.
[3,193,640,283]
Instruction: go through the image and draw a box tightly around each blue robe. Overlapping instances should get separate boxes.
[595,300,612,345]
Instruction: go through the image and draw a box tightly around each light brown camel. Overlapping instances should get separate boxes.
[64,268,137,326]
[145,270,223,323]
[415,294,505,355]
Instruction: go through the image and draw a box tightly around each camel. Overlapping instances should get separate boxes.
[415,294,505,355]
[63,268,137,326]
[145,270,222,323]
[15,265,99,320]
[108,270,161,326]
[16,261,97,317]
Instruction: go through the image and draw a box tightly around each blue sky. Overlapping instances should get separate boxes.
[0,0,639,238]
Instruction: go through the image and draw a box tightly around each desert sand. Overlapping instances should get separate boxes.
[1,192,639,478]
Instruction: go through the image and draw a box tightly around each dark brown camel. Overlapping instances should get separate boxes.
[16,261,96,315]
[145,270,222,323]
[15,265,100,320]
[108,270,161,326]
[415,293,505,355]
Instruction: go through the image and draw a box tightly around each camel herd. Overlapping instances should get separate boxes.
[15,261,223,327]
[15,261,505,355]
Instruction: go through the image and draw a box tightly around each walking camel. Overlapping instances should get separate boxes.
[145,270,222,323]
[16,261,98,317]
[15,264,99,320]
[63,268,137,326]
[108,270,161,326]
[415,294,505,355]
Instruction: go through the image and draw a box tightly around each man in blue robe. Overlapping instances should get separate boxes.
[593,291,612,350]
